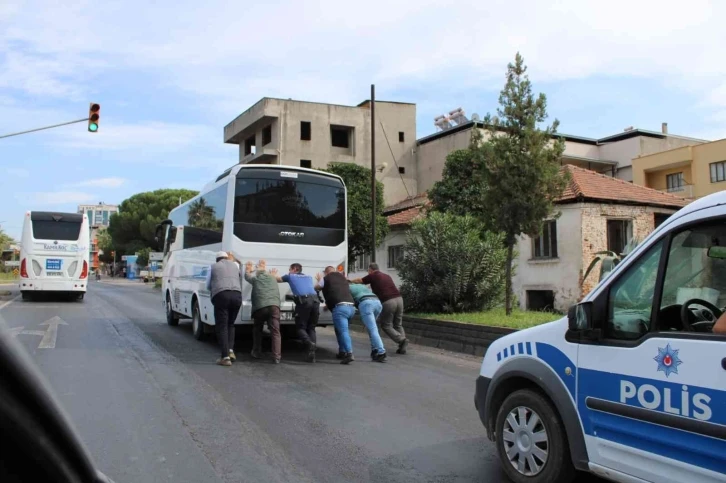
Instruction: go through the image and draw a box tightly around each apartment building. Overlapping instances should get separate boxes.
[77,202,119,270]
[632,137,726,200]
[223,97,417,205]
[416,121,707,193]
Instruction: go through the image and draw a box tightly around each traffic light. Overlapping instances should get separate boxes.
[88,103,100,132]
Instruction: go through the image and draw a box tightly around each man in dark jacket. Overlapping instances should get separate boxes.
[205,251,243,367]
[244,260,282,364]
[350,262,409,354]
[315,266,356,364]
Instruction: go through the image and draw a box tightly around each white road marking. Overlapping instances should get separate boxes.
[38,316,68,349]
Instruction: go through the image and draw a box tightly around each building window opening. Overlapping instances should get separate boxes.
[244,136,256,156]
[262,125,272,146]
[331,126,351,149]
[300,159,312,168]
[301,121,311,141]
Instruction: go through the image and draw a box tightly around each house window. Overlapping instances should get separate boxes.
[526,290,555,312]
[710,161,726,183]
[666,172,684,192]
[607,219,633,255]
[398,167,405,174]
[262,125,272,146]
[331,125,352,149]
[388,245,404,269]
[532,221,558,258]
[300,159,312,168]
[352,253,371,272]
[654,213,670,228]
[398,132,405,142]
[300,121,311,141]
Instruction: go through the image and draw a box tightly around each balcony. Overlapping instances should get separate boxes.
[659,184,694,199]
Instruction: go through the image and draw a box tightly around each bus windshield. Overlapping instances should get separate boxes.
[233,169,345,246]
[30,212,83,241]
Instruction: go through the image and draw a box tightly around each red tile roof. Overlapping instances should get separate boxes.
[383,192,429,214]
[387,206,423,227]
[559,165,689,208]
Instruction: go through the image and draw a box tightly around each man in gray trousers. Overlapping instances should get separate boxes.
[205,251,243,366]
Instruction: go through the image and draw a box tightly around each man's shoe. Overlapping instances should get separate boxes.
[396,339,409,355]
[228,350,236,362]
[250,350,262,359]
[307,342,316,363]
[373,351,387,363]
[216,357,232,367]
[340,352,354,365]
[336,351,345,360]
[273,359,281,364]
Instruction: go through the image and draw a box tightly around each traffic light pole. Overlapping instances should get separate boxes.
[0,117,90,140]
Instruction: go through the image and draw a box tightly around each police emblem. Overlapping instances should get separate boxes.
[654,343,682,378]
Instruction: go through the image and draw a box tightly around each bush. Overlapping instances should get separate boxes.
[399,212,508,313]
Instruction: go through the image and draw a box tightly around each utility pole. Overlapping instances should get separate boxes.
[370,84,376,263]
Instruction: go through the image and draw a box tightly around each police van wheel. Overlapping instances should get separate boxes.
[192,301,205,341]
[495,389,574,483]
[166,293,179,327]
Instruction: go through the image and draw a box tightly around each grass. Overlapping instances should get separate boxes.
[0,272,18,282]
[409,308,562,330]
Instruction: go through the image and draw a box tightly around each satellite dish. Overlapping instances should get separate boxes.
[471,113,481,122]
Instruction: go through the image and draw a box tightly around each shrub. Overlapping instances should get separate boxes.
[399,212,508,313]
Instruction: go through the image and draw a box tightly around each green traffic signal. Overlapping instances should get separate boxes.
[89,123,98,132]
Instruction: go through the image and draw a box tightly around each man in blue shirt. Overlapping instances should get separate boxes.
[271,262,320,362]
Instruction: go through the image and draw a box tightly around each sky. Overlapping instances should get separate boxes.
[1,0,726,239]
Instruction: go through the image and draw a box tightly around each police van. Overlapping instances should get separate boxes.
[475,190,726,483]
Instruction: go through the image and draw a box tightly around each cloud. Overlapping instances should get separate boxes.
[72,177,126,188]
[25,191,96,205]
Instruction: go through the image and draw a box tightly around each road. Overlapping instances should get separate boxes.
[0,281,600,483]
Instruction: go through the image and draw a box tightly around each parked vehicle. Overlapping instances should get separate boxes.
[476,190,726,483]
[18,211,90,301]
[156,164,347,340]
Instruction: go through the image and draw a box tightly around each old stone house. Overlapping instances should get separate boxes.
[357,166,690,314]
[513,165,689,312]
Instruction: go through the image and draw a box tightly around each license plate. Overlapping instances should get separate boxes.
[280,312,294,321]
[46,259,62,271]
[46,272,63,277]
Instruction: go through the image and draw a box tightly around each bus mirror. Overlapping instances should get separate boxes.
[707,246,726,259]
[568,302,592,332]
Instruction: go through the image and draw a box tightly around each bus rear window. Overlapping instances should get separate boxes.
[234,178,344,229]
[30,213,83,241]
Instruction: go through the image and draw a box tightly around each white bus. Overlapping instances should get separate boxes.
[158,164,347,340]
[19,211,90,301]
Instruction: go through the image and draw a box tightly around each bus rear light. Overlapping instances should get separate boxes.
[80,260,88,279]
[67,261,78,277]
[20,259,28,278]
[32,260,42,276]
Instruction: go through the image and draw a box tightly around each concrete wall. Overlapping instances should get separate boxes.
[691,138,726,197]
[563,140,599,159]
[416,127,474,193]
[226,98,416,206]
[513,205,583,312]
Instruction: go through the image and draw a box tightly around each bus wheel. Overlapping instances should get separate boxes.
[495,389,574,483]
[166,293,179,327]
[192,300,205,341]
[76,293,84,301]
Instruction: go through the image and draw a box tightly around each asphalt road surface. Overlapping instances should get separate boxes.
[0,281,603,483]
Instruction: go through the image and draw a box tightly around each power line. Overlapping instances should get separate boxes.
[0,118,90,140]
[378,120,411,199]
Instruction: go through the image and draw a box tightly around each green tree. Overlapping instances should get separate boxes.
[398,212,507,313]
[107,188,197,255]
[428,147,489,225]
[0,227,14,251]
[136,247,151,268]
[479,53,567,314]
[324,163,389,263]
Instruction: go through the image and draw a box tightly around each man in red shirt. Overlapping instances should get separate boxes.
[350,263,409,354]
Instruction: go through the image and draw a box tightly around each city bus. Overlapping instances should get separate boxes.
[157,164,347,340]
[19,211,90,301]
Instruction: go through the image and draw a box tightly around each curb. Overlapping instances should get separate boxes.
[350,315,516,357]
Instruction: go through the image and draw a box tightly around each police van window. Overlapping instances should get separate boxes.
[658,221,726,333]
[607,239,664,340]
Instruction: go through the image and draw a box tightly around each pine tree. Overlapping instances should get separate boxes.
[480,53,568,315]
